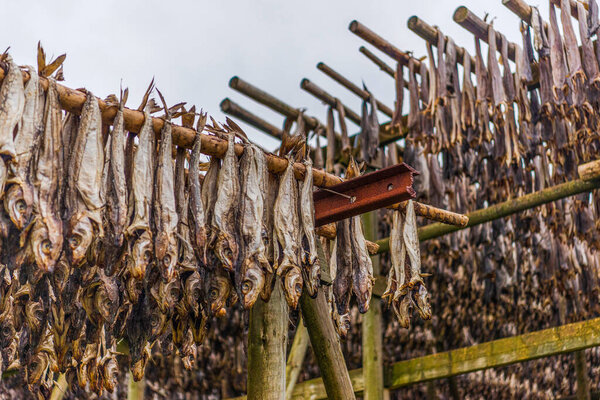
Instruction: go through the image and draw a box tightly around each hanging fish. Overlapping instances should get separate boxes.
[188,112,208,265]
[299,157,320,298]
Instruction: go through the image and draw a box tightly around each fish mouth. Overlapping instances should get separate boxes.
[215,234,236,271]
[67,216,94,265]
[241,263,265,309]
[130,233,152,280]
[5,183,32,230]
[283,270,303,309]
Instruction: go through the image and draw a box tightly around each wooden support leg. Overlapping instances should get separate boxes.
[361,211,384,400]
[247,279,289,400]
[300,261,356,400]
[448,376,460,400]
[575,350,591,400]
[127,372,145,400]
[49,373,68,400]
[285,320,310,399]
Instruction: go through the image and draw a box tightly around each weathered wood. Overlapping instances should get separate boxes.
[348,20,420,68]
[453,6,517,62]
[551,0,586,18]
[49,373,68,400]
[285,321,310,399]
[127,373,145,400]
[299,259,356,400]
[247,279,288,400]
[578,160,600,181]
[359,46,396,79]
[575,350,591,400]
[300,78,361,125]
[289,317,600,398]
[361,211,384,400]
[316,62,394,117]
[376,174,600,253]
[220,98,283,139]
[394,201,469,227]
[315,223,379,255]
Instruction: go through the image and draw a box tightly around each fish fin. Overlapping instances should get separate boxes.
[137,77,155,111]
[41,53,66,78]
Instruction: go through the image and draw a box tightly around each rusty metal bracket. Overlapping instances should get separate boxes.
[313,163,417,227]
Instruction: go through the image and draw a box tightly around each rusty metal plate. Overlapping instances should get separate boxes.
[313,163,418,227]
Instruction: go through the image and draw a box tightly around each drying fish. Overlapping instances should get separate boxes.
[274,158,302,308]
[189,112,208,264]
[64,91,104,266]
[212,132,240,272]
[24,80,63,272]
[332,216,352,321]
[299,157,320,298]
[153,90,179,281]
[237,143,268,308]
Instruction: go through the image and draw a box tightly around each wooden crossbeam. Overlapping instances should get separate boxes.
[288,317,600,399]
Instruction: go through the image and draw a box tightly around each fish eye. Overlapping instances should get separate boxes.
[15,200,26,213]
[143,251,152,262]
[295,283,303,295]
[163,255,171,266]
[241,281,252,294]
[68,236,81,249]
[209,288,219,300]
[41,240,52,254]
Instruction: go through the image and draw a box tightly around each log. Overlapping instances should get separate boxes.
[376,173,600,253]
[575,350,591,400]
[551,0,587,18]
[127,373,145,400]
[359,46,396,79]
[502,0,549,30]
[247,279,289,400]
[578,159,600,181]
[393,201,469,227]
[220,98,283,139]
[316,62,394,117]
[453,6,517,62]
[300,78,362,125]
[289,317,600,398]
[348,20,420,68]
[361,211,384,400]
[407,16,475,67]
[285,321,310,399]
[315,223,379,255]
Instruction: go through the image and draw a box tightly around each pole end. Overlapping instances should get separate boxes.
[228,76,240,88]
[219,98,231,111]
[407,16,419,30]
[453,6,469,23]
[316,62,325,70]
[348,20,359,32]
[300,78,310,88]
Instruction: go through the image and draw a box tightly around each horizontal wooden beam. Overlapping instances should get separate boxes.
[220,98,283,139]
[287,317,600,399]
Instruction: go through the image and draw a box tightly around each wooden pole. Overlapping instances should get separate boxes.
[127,372,145,400]
[285,321,310,399]
[49,373,68,400]
[359,46,396,80]
[220,98,283,139]
[453,6,518,62]
[348,20,420,67]
[361,211,384,400]
[376,172,600,253]
[316,62,394,117]
[300,78,361,125]
[502,0,548,29]
[247,279,289,400]
[575,350,591,400]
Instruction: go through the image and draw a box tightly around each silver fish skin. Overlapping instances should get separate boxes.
[332,218,352,316]
[350,215,373,314]
[65,92,104,265]
[238,144,268,309]
[212,133,240,272]
[403,200,423,287]
[201,157,220,247]
[154,117,179,281]
[0,55,24,168]
[299,158,320,298]
[388,209,407,302]
[274,158,303,308]
[28,79,63,272]
[188,114,208,265]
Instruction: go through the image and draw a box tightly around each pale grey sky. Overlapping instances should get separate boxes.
[3,0,551,151]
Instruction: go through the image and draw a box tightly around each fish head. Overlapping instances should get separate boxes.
[334,312,351,339]
[282,268,303,309]
[26,352,49,387]
[240,260,265,309]
[29,217,62,273]
[126,277,143,304]
[394,294,413,329]
[130,344,151,382]
[190,312,207,344]
[171,314,186,345]
[412,284,432,320]
[4,182,33,230]
[101,356,119,393]
[129,230,153,280]
[301,264,320,299]
[25,300,45,332]
[50,258,71,294]
[148,307,168,340]
[215,233,237,272]
[159,279,181,312]
[184,271,203,313]
[156,232,178,281]
[94,283,118,323]
[208,273,231,316]
[66,214,96,266]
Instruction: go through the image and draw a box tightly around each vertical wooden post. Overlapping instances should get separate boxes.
[247,279,289,400]
[127,372,145,400]
[49,373,68,400]
[575,350,591,400]
[285,320,310,399]
[361,211,384,400]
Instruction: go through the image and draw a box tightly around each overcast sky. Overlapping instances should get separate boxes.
[2,0,551,151]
